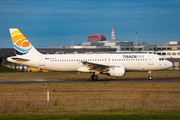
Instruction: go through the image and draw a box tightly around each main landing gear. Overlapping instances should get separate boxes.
[148,71,153,80]
[91,74,98,80]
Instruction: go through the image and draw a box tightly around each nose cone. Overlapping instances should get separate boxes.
[167,61,173,69]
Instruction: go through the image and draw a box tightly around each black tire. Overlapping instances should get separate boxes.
[91,75,94,80]
[148,76,152,80]
[91,75,98,80]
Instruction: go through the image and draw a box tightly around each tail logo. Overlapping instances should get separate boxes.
[10,29,32,55]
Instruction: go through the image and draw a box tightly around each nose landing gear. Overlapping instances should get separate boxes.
[148,71,153,80]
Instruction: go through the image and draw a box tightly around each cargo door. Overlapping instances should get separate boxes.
[148,55,154,65]
[39,56,45,66]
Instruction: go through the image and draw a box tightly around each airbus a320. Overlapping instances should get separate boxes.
[7,28,173,80]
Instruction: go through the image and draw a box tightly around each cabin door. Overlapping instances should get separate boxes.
[148,55,154,65]
[39,56,45,66]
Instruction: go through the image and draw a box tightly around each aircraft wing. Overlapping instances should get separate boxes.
[81,61,116,71]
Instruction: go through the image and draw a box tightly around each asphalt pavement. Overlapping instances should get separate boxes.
[0,79,180,84]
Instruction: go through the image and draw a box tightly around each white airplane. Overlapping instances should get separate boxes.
[7,28,173,80]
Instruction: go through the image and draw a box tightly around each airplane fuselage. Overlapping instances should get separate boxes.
[8,53,172,72]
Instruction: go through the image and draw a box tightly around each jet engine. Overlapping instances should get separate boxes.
[108,67,125,77]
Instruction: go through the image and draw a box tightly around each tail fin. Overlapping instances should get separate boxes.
[9,28,40,56]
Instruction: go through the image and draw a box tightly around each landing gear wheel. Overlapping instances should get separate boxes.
[148,71,153,80]
[148,76,153,80]
[91,75,98,80]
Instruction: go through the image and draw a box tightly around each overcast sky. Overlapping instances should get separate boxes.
[1,0,180,48]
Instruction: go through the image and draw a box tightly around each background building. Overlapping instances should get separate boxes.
[87,35,106,42]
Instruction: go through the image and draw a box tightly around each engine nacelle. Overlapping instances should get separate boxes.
[108,67,125,77]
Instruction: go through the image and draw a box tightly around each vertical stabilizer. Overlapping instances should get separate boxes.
[9,28,40,56]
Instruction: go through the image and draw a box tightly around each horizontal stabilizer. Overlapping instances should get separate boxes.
[12,57,30,61]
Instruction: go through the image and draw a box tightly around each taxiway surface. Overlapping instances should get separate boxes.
[0,79,180,84]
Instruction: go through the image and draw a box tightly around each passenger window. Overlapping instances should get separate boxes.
[159,58,161,61]
[162,58,164,60]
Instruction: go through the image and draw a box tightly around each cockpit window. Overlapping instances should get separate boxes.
[159,58,166,61]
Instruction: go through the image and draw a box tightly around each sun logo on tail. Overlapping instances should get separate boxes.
[10,29,32,55]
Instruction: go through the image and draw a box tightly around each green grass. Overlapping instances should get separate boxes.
[0,65,19,73]
[0,113,180,120]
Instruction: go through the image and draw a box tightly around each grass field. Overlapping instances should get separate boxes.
[0,65,19,73]
[0,82,180,119]
[1,66,180,119]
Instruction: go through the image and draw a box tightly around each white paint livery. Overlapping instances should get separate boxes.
[7,28,173,80]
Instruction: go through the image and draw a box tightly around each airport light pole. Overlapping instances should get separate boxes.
[135,31,137,52]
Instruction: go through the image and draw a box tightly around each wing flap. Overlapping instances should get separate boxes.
[81,61,110,70]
